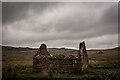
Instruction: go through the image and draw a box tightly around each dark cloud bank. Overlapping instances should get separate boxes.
[2,2,118,49]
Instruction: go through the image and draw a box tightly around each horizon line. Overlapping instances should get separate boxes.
[1,44,119,50]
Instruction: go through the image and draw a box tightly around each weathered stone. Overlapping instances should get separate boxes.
[37,44,50,56]
[79,41,89,71]
[33,41,88,73]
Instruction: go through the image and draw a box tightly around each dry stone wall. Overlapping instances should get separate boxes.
[33,41,88,73]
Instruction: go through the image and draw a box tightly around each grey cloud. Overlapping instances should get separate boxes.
[3,2,30,25]
[3,2,61,25]
[2,2,118,49]
[102,4,118,25]
[54,3,118,34]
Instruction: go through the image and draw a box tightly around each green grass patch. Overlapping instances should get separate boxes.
[2,62,120,79]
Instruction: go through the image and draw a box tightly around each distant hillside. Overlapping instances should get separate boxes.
[88,47,120,52]
[2,45,119,52]
[110,47,120,51]
[2,46,38,51]
[1,46,77,55]
[87,47,119,62]
[48,48,77,55]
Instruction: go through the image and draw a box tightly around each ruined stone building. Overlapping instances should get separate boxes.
[33,41,88,73]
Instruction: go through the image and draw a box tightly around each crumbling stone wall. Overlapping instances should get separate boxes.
[33,44,50,72]
[49,58,81,73]
[37,44,50,56]
[33,41,88,73]
[79,41,89,71]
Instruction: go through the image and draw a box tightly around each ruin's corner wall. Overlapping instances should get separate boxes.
[80,41,89,71]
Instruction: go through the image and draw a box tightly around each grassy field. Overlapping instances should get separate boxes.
[2,46,120,79]
[2,62,120,79]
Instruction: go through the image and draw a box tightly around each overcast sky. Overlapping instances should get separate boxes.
[2,2,118,49]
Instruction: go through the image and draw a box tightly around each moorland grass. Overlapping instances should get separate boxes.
[2,62,120,80]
